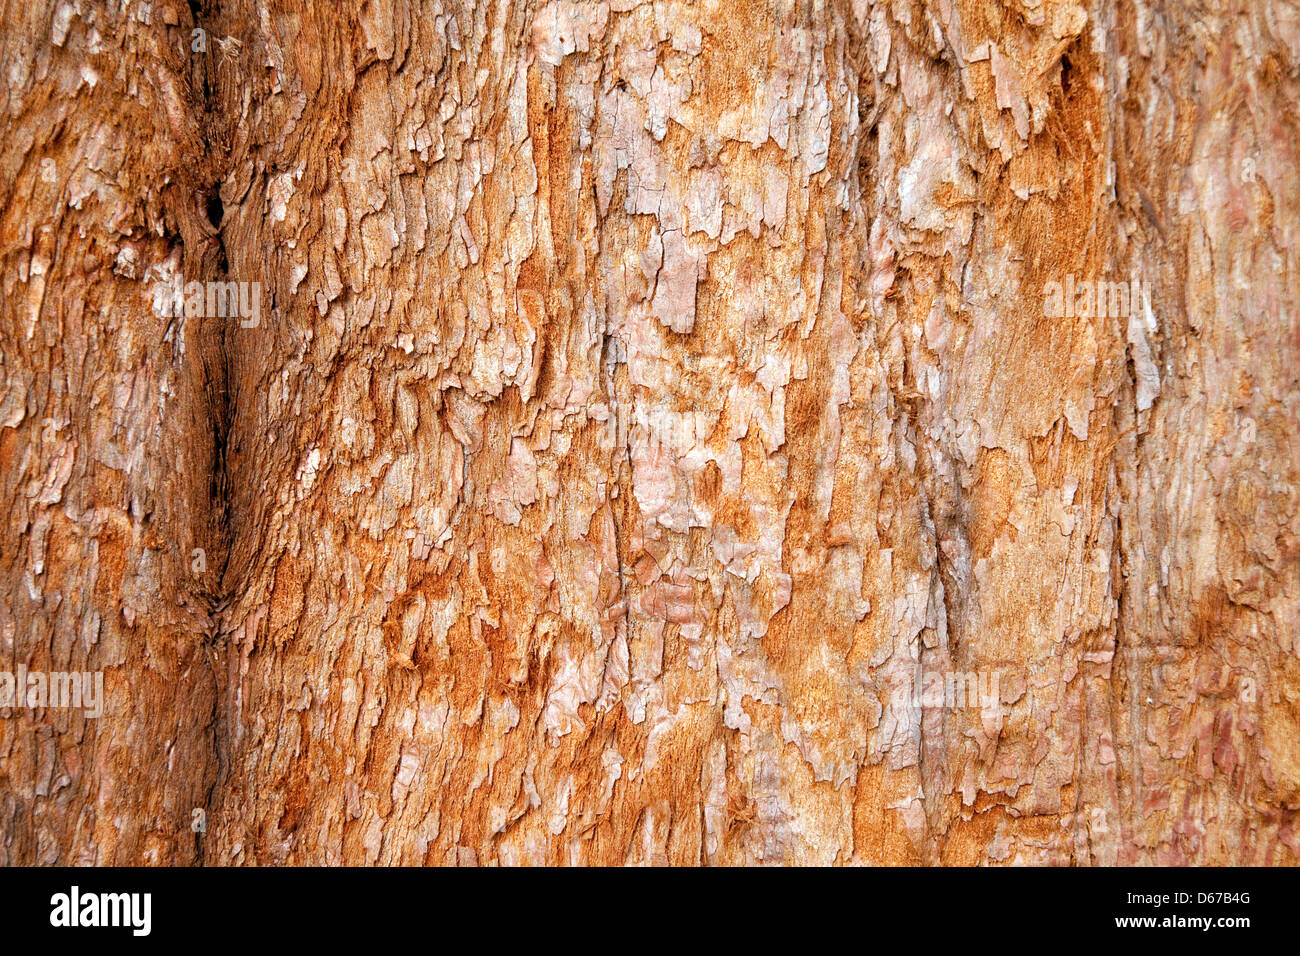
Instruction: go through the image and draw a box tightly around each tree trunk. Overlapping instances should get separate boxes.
[2,0,1297,865]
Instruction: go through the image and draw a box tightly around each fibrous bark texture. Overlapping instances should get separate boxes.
[1,0,1297,865]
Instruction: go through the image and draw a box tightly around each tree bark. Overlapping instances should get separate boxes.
[2,0,1297,865]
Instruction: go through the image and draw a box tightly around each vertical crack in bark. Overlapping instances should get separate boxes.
[1110,502,1131,859]
[181,0,237,866]
[601,314,634,676]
